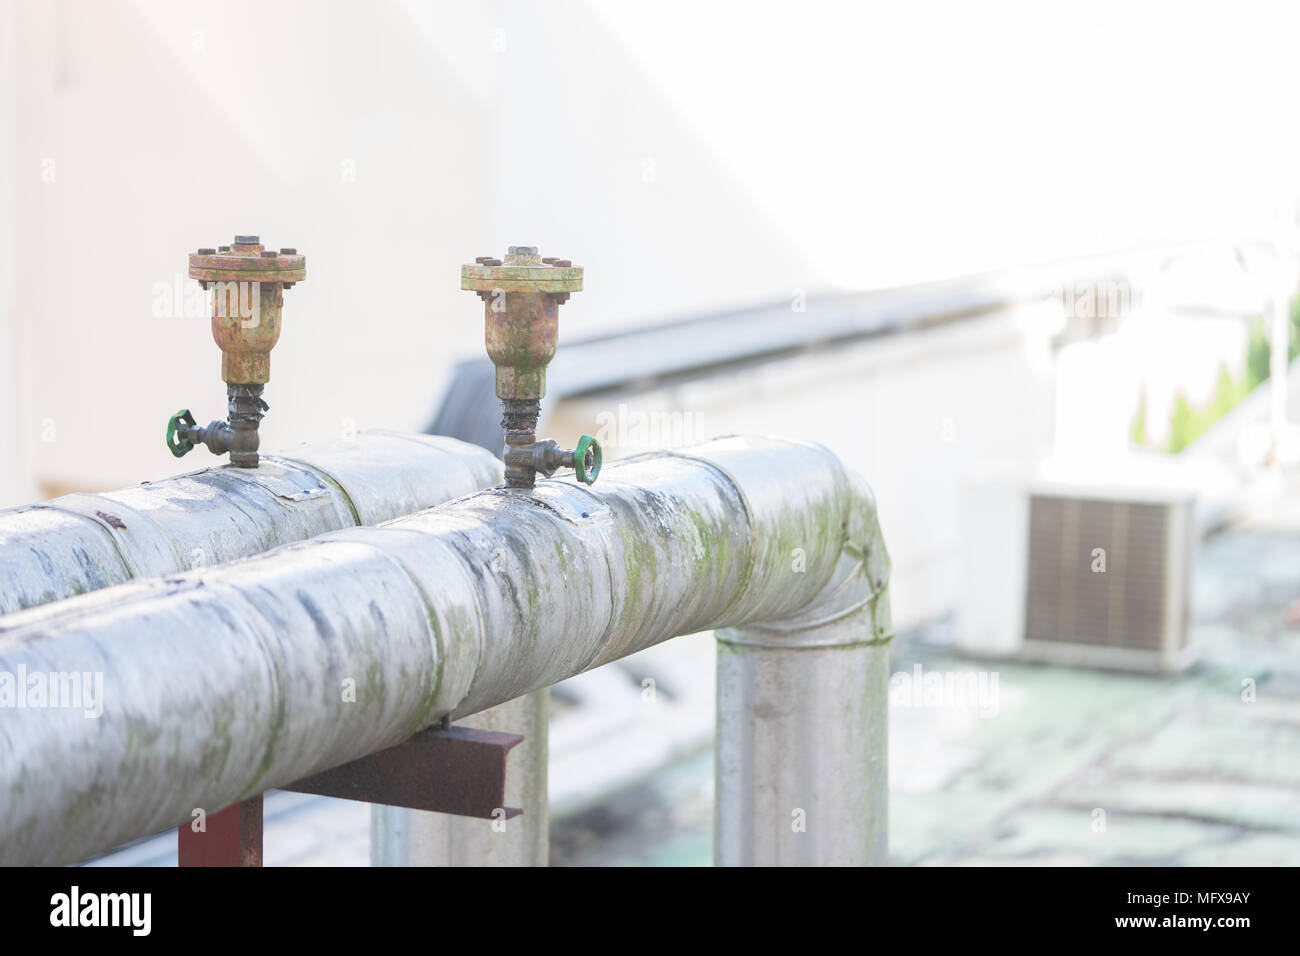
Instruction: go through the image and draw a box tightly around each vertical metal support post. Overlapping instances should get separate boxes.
[178,795,263,867]
[371,690,549,866]
[714,604,889,866]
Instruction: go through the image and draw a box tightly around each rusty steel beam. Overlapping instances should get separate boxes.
[177,795,263,868]
[283,725,523,820]
[177,726,521,867]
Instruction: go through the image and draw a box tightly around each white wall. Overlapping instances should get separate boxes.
[5,0,499,497]
[0,0,830,500]
[4,0,1299,503]
[0,0,28,503]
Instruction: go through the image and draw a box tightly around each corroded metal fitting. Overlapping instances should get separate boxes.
[188,236,306,384]
[462,246,599,490]
[461,245,582,402]
[167,386,269,468]
[167,235,306,468]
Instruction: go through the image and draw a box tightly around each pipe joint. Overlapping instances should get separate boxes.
[503,435,602,486]
[166,384,268,466]
[717,467,892,650]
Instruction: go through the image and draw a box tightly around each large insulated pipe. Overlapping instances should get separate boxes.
[0,436,890,866]
[716,472,890,866]
[0,430,501,615]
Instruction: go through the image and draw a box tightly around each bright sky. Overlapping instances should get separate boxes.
[595,0,1300,289]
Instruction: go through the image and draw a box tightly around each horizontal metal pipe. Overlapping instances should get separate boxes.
[0,430,502,615]
[0,436,889,865]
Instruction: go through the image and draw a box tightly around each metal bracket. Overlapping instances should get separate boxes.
[282,725,524,819]
[177,724,522,866]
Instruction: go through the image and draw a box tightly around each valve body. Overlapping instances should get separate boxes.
[461,247,598,489]
[169,236,306,467]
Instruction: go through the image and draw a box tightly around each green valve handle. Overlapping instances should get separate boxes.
[166,409,197,458]
[573,434,601,486]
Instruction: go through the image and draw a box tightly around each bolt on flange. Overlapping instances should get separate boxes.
[166,235,306,468]
[461,246,600,490]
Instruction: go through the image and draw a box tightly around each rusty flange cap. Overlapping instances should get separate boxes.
[189,236,306,283]
[461,245,582,293]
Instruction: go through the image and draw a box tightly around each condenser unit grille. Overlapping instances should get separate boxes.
[1024,494,1169,650]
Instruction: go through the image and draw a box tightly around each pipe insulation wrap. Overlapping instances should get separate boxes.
[715,631,889,865]
[0,430,502,615]
[0,435,890,865]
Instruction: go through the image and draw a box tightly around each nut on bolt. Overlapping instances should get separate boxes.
[461,246,599,489]
[166,235,306,468]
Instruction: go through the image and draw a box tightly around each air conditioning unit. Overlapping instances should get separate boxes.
[955,459,1197,673]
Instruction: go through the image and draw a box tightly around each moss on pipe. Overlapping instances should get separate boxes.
[0,436,888,865]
